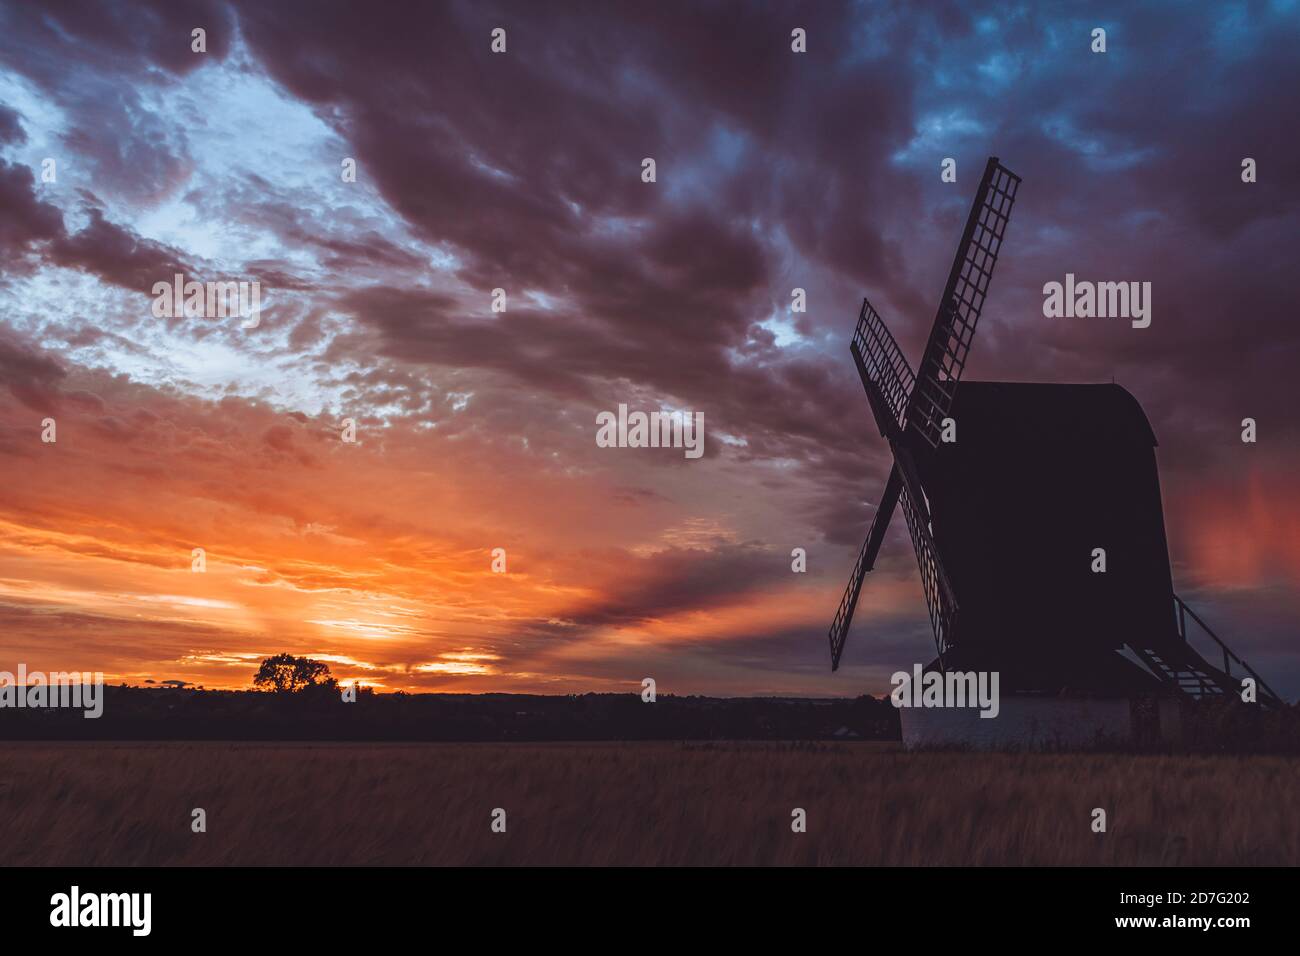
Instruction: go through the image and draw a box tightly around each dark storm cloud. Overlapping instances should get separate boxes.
[558,542,793,628]
[222,0,1300,532]
[230,0,921,293]
[50,204,191,291]
[0,103,23,144]
[0,160,64,255]
[0,0,232,77]
[4,1,1295,482]
[0,326,67,411]
[229,1,921,488]
[0,161,192,293]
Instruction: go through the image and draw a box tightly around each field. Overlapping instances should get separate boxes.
[2,741,1298,866]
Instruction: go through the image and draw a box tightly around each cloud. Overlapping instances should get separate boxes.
[0,161,63,255]
[0,327,67,411]
[50,205,191,292]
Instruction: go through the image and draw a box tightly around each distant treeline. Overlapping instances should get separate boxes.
[0,685,902,742]
[4,684,1296,749]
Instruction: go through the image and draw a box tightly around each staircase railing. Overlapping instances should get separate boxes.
[1174,593,1285,707]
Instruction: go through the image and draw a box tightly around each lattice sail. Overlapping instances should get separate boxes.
[851,297,915,439]
[908,158,1020,449]
[828,467,901,671]
[894,448,957,666]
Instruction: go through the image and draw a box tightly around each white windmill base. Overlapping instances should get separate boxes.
[898,694,1182,751]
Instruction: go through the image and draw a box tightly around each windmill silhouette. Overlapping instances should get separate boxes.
[828,157,1282,727]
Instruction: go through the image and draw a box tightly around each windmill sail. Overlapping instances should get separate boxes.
[828,467,901,670]
[892,446,957,666]
[851,297,914,438]
[908,157,1020,449]
[826,157,1018,670]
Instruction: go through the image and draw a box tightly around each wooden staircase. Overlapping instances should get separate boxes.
[1128,594,1284,707]
[1129,645,1229,700]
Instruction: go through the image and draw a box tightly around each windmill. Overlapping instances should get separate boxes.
[828,157,1282,742]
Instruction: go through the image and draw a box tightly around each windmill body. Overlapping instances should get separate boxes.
[919,381,1171,689]
[829,158,1281,748]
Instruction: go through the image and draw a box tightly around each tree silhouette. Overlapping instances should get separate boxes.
[253,654,337,694]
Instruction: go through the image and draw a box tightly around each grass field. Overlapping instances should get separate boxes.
[2,741,1297,865]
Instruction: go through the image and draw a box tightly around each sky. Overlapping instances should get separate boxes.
[0,0,1297,697]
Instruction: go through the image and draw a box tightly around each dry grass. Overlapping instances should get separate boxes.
[2,741,1297,865]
